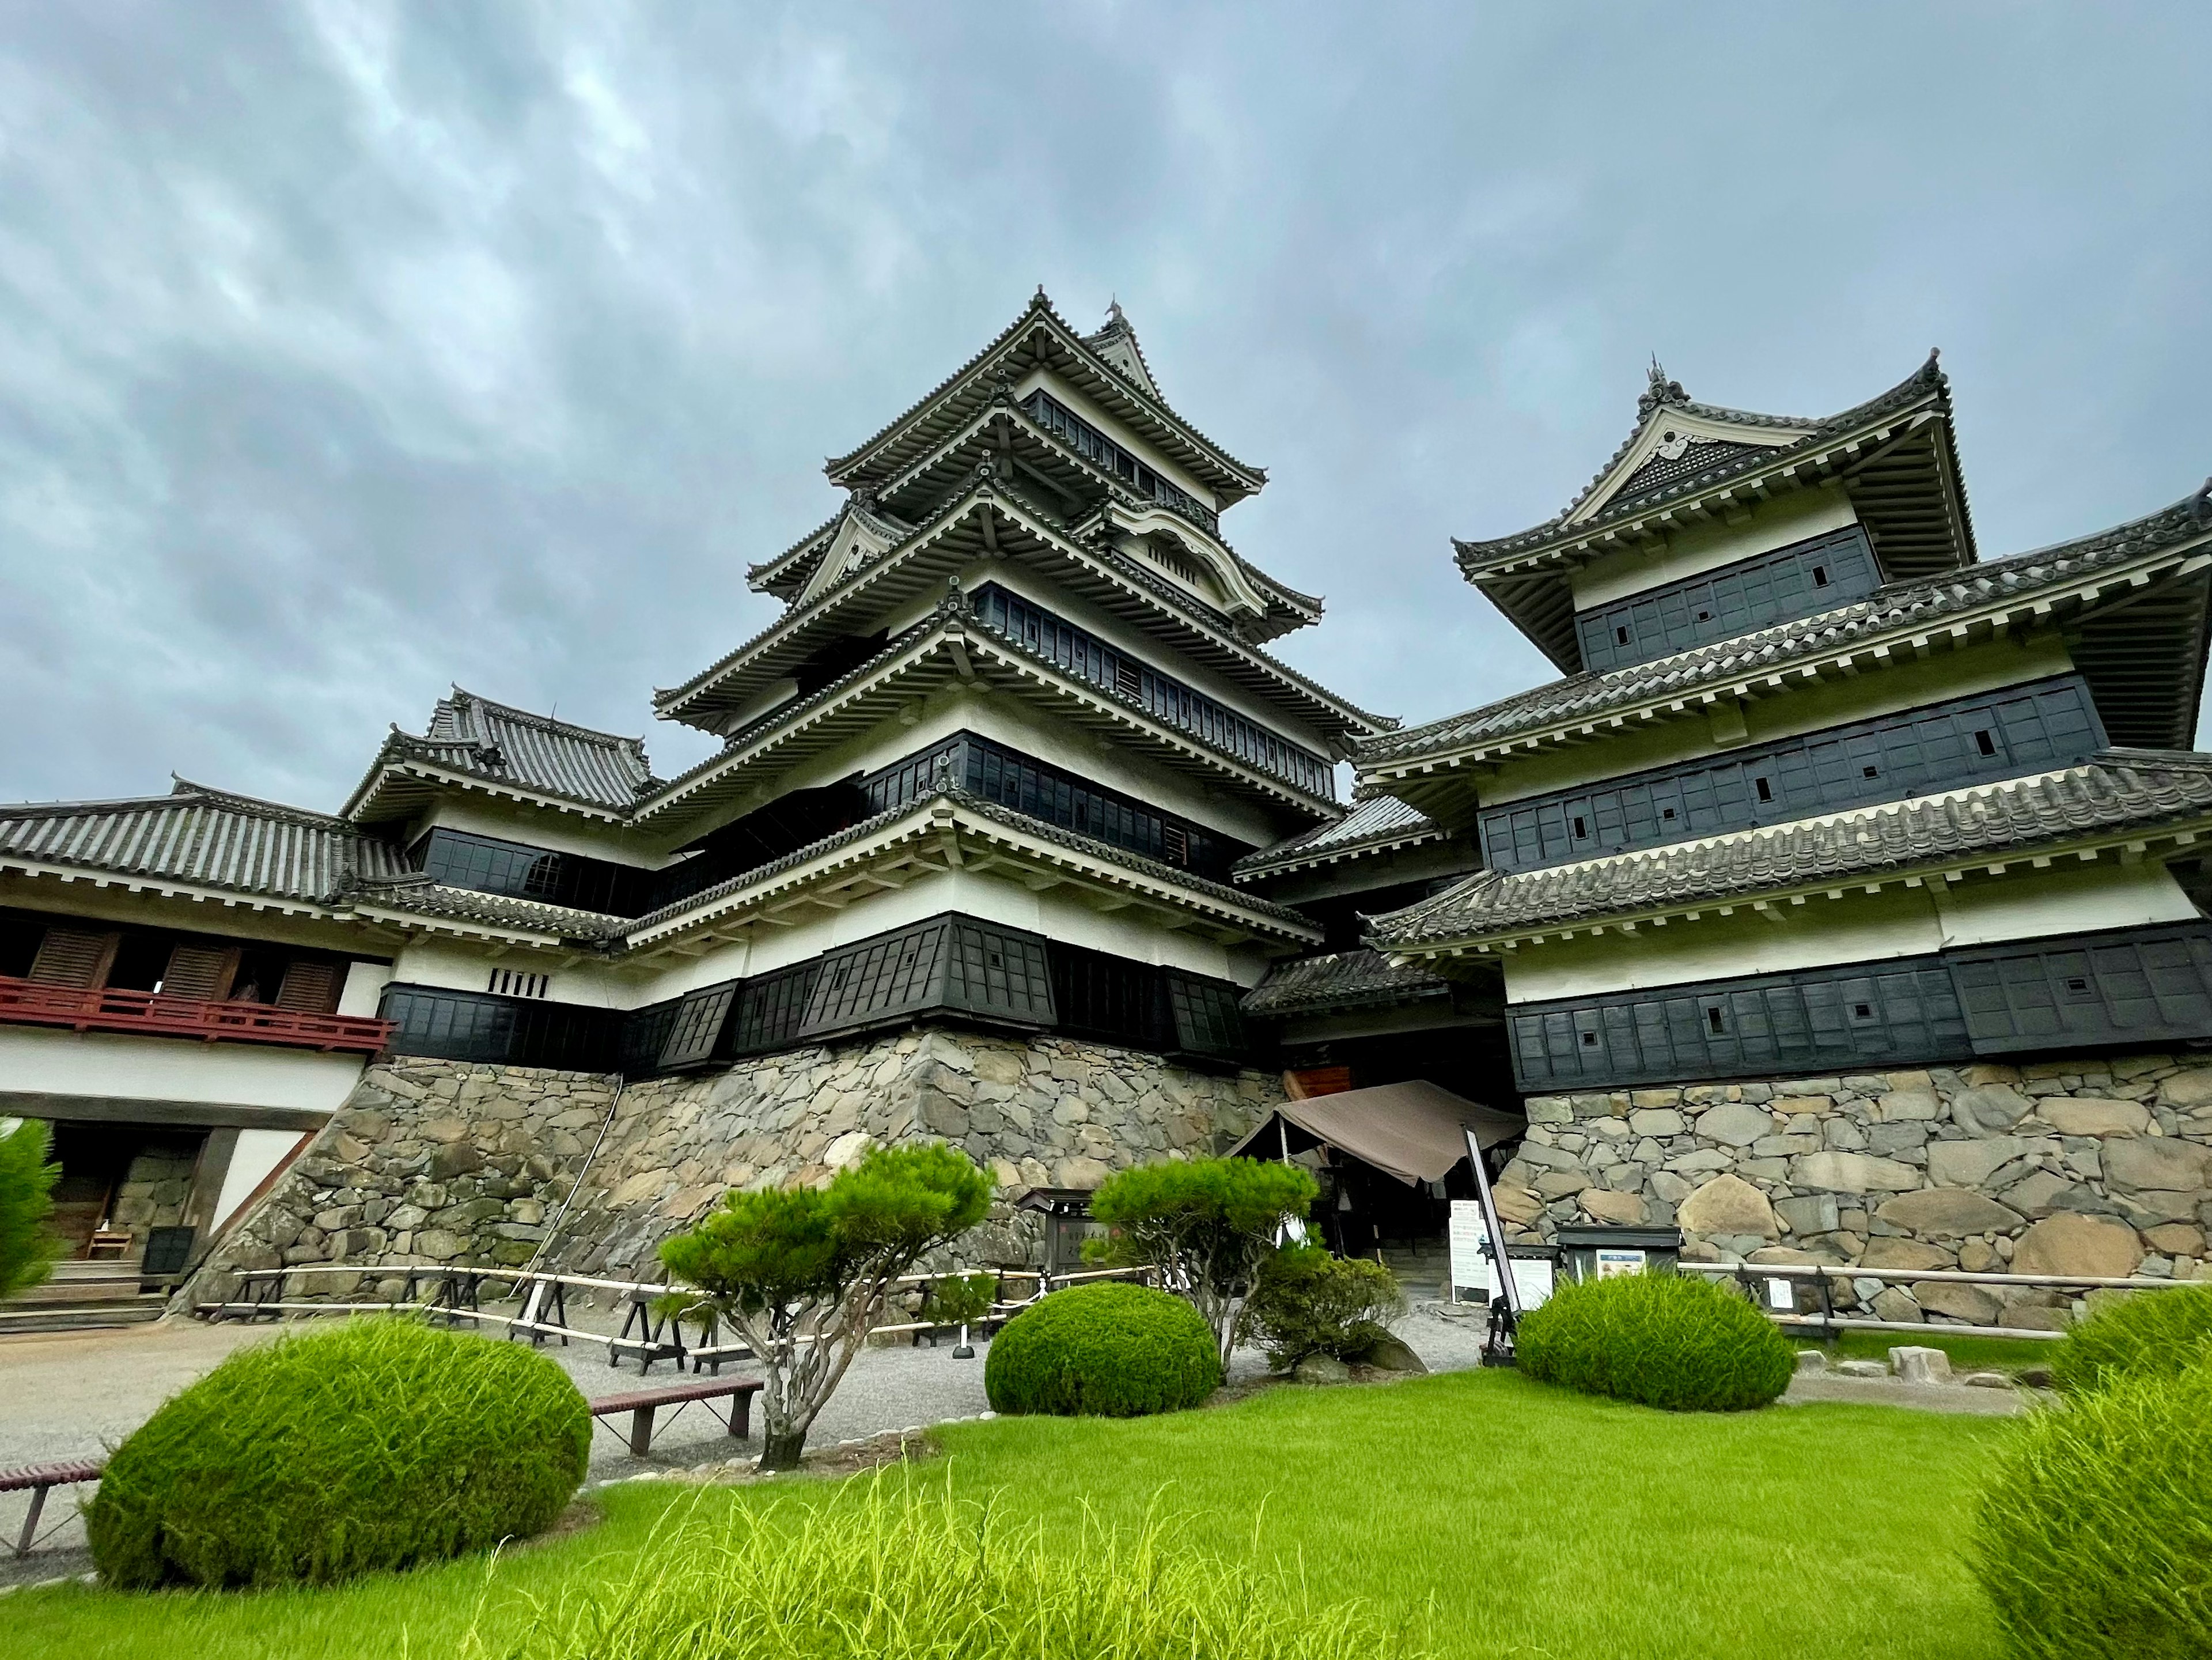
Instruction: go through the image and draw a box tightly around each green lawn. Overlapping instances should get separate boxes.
[7,1370,2010,1660]
[1828,1329,2060,1374]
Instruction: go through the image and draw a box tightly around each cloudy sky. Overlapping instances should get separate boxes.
[2,3,2207,810]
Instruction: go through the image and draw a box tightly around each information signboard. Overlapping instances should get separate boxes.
[1448,1200,1554,1309]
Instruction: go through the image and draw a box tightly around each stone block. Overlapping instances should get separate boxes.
[1694,1102,1777,1148]
[1665,1149,1734,1174]
[1889,1345,1954,1383]
[1524,1097,1573,1125]
[2103,1137,2212,1194]
[1535,1170,1592,1201]
[429,1143,484,1181]
[1052,1156,1112,1190]
[1494,1185,1544,1225]
[1579,1189,1647,1225]
[1997,1170,2075,1217]
[1870,1287,1923,1323]
[1913,1282,2003,1325]
[2158,1069,2212,1109]
[1771,1096,1835,1118]
[2143,1222,2207,1257]
[1952,1085,2033,1135]
[1774,1194,1840,1237]
[1836,1359,1889,1378]
[1926,1136,2033,1189]
[1794,1349,1828,1374]
[1676,1174,1778,1238]
[1865,1122,1929,1155]
[1627,1108,1686,1138]
[2012,1212,2142,1279]
[1861,1238,1953,1272]
[416,1117,470,1144]
[2035,1097,2151,1137]
[1647,1170,1693,1205]
[1824,1119,1869,1151]
[1791,1150,1921,1194]
[1999,1305,2072,1332]
[1874,1189,2025,1237]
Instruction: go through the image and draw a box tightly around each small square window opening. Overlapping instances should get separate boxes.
[1862,765,1879,779]
[1754,777,1773,803]
[1706,1007,1725,1035]
[1975,729,1997,757]
[1573,815,1588,838]
[1615,625,1630,646]
[1812,565,1830,587]
[1580,1030,1598,1047]
[1852,1002,1874,1020]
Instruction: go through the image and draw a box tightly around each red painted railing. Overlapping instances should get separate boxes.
[0,976,393,1054]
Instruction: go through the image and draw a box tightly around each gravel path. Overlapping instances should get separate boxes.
[0,1297,2019,1588]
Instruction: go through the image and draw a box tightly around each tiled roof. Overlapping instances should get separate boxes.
[1363,489,2212,769]
[1233,794,1445,879]
[350,876,629,941]
[418,689,657,808]
[1240,948,1451,1016]
[1368,751,2212,950]
[0,780,408,904]
[1461,353,1945,567]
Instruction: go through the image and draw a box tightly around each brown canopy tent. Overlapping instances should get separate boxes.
[1226,1079,1525,1186]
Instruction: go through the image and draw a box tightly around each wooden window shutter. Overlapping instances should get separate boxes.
[274,961,342,1013]
[28,929,119,988]
[163,945,240,1002]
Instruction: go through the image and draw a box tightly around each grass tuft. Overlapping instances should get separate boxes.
[2047,1281,2212,1396]
[467,1471,1429,1660]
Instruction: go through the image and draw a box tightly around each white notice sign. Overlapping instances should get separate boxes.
[1448,1200,1553,1309]
[1594,1247,1646,1280]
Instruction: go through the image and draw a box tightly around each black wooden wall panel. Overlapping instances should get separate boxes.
[1509,956,1968,1092]
[1950,921,2212,1053]
[1575,524,1881,673]
[1480,675,2107,873]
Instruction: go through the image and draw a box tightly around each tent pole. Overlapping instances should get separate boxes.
[1277,1116,1291,1166]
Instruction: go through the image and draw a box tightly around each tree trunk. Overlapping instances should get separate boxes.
[758,1428,809,1472]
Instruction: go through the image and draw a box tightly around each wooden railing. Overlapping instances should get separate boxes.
[0,976,392,1054]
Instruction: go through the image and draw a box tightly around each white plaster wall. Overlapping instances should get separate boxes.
[1502,888,1946,1003]
[1499,862,2207,1004]
[214,1127,309,1230]
[1931,860,2202,947]
[1475,632,2078,810]
[338,961,394,1017]
[1569,489,1859,610]
[385,936,643,1008]
[0,1027,367,1113]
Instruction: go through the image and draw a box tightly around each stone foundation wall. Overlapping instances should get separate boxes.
[1502,1052,2212,1329]
[188,1028,1280,1301]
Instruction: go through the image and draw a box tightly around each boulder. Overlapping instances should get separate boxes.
[1579,1189,1648,1226]
[2102,1137,2212,1194]
[2035,1097,2150,1137]
[1997,1170,2077,1217]
[1926,1136,2033,1189]
[1912,1281,2005,1325]
[1774,1194,1840,1236]
[1627,1107,1687,1138]
[1694,1102,1778,1148]
[2143,1222,2207,1257]
[2011,1212,2142,1279]
[1999,1306,2073,1333]
[1836,1359,1890,1379]
[1792,1150,1921,1194]
[1357,1333,1429,1374]
[1052,1156,1113,1190]
[1952,1085,2033,1136]
[1874,1189,2025,1237]
[1794,1349,1828,1374]
[1961,1371,2014,1389]
[1676,1174,1778,1237]
[1293,1353,1351,1385]
[1889,1345,1953,1385]
[1493,1185,1544,1225]
[1536,1170,1592,1200]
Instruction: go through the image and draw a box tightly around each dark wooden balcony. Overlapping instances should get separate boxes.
[0,975,393,1054]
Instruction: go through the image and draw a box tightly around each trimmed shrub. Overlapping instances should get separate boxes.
[1516,1270,1794,1412]
[0,1117,60,1300]
[2048,1283,2212,1397]
[986,1281,1221,1416]
[88,1317,589,1588]
[1972,1360,2212,1658]
[1238,1245,1407,1370]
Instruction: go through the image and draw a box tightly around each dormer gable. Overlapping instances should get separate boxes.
[796,498,911,606]
[1565,362,1813,527]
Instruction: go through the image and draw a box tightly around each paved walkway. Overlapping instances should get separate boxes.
[0,1298,2017,1587]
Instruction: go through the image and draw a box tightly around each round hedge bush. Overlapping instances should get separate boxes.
[2049,1283,2212,1397]
[1972,1359,2212,1658]
[985,1282,1221,1417]
[88,1317,590,1589]
[1516,1270,1794,1412]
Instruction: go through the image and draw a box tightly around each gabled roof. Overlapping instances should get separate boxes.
[653,468,1391,744]
[823,290,1267,505]
[1082,301,1159,396]
[0,778,409,906]
[1369,750,2212,954]
[1456,354,1975,672]
[1361,485,2212,791]
[747,498,916,604]
[1239,948,1451,1017]
[344,688,660,826]
[1232,793,1445,882]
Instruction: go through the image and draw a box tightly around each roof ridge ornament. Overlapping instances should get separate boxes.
[2191,477,2211,527]
[1638,356,1688,420]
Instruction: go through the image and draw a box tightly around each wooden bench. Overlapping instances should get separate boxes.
[590,1378,763,1457]
[2,1459,103,1557]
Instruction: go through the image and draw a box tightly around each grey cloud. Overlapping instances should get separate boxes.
[1,2,2207,808]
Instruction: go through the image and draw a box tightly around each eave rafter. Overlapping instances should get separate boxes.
[624,795,1323,960]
